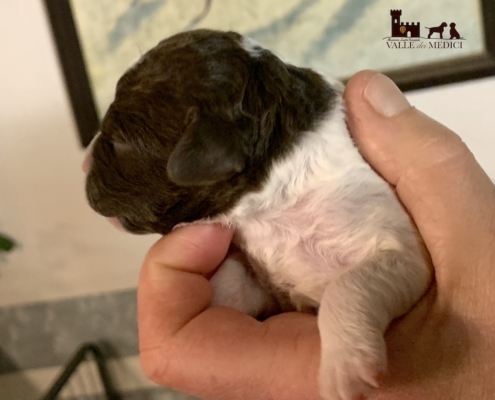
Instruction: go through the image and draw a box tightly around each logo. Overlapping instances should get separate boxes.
[384,10,465,49]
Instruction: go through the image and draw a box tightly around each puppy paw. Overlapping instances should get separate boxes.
[319,342,386,400]
[210,257,272,317]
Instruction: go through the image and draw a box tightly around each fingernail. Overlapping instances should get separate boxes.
[364,74,411,117]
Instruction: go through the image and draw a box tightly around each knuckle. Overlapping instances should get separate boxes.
[417,129,470,167]
[139,349,174,387]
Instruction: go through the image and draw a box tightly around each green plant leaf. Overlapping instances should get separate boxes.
[0,235,15,252]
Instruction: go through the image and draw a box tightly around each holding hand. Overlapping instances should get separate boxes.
[137,71,495,400]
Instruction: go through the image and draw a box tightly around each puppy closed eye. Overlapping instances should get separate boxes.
[108,140,143,175]
[112,140,134,155]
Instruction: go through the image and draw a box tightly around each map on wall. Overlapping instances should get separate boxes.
[70,0,485,118]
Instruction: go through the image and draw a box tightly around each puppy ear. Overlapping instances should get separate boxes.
[167,112,248,186]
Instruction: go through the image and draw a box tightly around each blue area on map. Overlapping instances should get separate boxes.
[107,0,168,52]
[183,0,212,31]
[243,0,379,63]
[106,0,379,63]
[245,0,319,41]
[303,0,378,62]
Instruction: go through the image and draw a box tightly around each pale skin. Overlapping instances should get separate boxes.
[137,71,495,400]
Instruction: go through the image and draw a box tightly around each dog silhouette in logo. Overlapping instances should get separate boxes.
[449,22,461,39]
[426,22,448,38]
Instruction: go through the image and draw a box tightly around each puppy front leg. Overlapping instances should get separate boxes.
[318,249,431,400]
[209,254,277,318]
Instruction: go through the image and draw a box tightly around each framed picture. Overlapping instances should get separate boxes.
[44,0,495,147]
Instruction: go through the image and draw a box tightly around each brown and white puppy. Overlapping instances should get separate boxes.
[84,29,431,400]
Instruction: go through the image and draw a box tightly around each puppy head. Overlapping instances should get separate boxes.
[85,29,336,234]
[450,23,456,28]
[441,22,448,27]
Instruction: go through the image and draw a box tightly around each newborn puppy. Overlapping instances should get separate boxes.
[85,29,431,400]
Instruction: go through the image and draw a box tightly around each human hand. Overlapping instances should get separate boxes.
[345,71,495,399]
[137,224,321,400]
[137,71,495,400]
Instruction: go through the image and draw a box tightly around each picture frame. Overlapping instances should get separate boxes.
[44,0,495,147]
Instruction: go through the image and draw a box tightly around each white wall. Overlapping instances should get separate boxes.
[406,77,495,179]
[0,0,158,307]
[0,1,494,307]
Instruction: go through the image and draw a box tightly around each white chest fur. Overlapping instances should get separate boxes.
[220,98,415,305]
[172,78,430,400]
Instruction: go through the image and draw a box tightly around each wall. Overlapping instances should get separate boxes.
[0,1,159,308]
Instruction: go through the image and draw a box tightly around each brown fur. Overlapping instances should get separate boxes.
[86,29,336,235]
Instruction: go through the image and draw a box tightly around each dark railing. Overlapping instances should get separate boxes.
[40,342,121,400]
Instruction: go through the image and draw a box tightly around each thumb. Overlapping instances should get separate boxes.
[344,71,495,281]
[138,224,233,349]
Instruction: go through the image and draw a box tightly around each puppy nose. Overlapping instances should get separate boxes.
[82,131,101,173]
[82,153,92,174]
[107,217,125,231]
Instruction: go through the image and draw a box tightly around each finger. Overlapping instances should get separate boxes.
[344,71,495,278]
[138,223,233,346]
[137,224,320,400]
